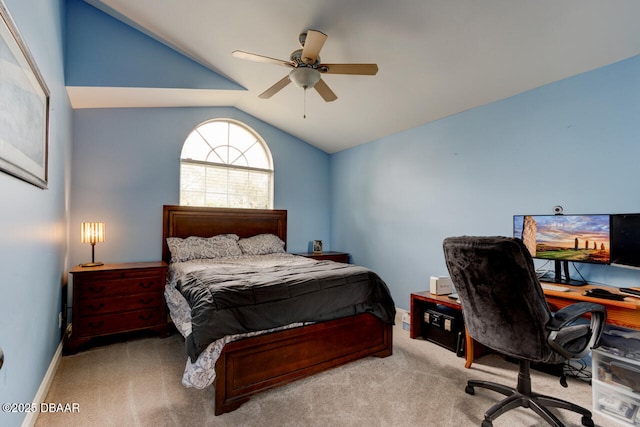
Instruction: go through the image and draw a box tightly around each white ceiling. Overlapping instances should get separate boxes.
[69,0,640,153]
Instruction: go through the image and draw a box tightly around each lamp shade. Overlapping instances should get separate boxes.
[289,67,321,89]
[81,222,105,244]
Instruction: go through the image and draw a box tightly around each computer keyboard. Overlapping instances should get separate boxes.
[540,283,570,292]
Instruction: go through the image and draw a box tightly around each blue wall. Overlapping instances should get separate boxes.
[331,54,640,311]
[65,0,241,90]
[69,107,331,267]
[0,1,72,426]
[66,0,332,267]
[2,1,639,425]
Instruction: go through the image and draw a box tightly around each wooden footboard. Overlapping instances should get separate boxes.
[214,313,393,415]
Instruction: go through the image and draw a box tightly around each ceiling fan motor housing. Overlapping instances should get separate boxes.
[290,49,320,66]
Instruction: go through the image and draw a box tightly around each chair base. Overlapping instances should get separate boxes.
[465,362,594,427]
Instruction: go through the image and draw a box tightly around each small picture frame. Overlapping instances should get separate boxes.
[313,240,323,254]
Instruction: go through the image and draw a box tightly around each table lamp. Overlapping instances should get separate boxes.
[80,222,104,267]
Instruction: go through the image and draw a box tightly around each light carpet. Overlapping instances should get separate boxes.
[35,316,608,426]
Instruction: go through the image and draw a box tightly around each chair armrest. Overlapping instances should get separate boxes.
[546,301,607,360]
[546,302,607,331]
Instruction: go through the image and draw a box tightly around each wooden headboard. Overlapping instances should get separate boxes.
[162,205,287,262]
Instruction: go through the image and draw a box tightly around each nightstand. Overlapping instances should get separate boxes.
[67,261,169,352]
[295,251,350,263]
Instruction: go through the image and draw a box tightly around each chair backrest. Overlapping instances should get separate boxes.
[443,236,554,361]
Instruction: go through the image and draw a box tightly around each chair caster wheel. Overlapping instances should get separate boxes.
[581,416,594,427]
[465,385,475,395]
[481,419,493,427]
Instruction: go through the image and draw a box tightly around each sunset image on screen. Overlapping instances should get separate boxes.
[514,214,610,264]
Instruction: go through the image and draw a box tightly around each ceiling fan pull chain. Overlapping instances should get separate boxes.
[303,88,307,119]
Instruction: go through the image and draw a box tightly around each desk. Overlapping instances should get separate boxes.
[542,282,640,330]
[410,284,640,369]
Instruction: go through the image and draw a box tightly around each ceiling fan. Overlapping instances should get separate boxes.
[232,29,378,102]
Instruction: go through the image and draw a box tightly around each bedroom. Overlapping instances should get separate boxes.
[2,0,640,426]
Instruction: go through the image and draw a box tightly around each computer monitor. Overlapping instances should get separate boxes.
[610,213,640,270]
[513,214,610,285]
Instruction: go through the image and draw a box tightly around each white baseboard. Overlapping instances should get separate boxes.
[22,326,69,427]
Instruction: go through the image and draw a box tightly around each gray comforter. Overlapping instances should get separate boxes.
[176,257,396,361]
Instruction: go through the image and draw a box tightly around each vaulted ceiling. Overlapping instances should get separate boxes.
[68,0,640,153]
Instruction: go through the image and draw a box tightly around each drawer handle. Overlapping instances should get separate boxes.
[88,321,104,329]
[88,303,105,312]
[139,281,155,289]
[88,286,106,294]
[138,298,154,305]
[138,314,154,321]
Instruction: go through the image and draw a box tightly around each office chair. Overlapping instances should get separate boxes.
[442,236,606,427]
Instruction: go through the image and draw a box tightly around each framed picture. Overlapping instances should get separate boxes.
[0,0,49,188]
[313,240,323,254]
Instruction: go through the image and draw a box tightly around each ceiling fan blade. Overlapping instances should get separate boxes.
[319,63,378,75]
[259,75,292,99]
[232,50,294,67]
[301,30,327,64]
[314,78,337,102]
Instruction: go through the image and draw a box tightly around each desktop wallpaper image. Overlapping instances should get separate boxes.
[514,215,610,264]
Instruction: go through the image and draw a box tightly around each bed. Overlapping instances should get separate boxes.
[162,205,395,415]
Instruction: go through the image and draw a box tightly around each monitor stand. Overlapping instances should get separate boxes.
[540,260,588,286]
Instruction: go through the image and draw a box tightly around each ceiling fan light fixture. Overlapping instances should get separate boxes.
[289,67,321,89]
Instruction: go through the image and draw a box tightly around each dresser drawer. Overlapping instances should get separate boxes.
[76,309,163,337]
[77,293,163,317]
[76,271,163,299]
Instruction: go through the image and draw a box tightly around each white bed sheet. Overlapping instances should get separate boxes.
[165,254,314,389]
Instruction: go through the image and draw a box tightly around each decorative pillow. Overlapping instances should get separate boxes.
[238,233,285,255]
[166,234,242,263]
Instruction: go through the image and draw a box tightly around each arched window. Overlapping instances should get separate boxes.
[180,119,274,208]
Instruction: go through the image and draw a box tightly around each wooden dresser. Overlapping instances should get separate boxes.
[67,261,169,352]
[295,251,350,263]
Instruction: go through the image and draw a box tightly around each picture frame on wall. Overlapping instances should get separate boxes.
[0,0,50,189]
